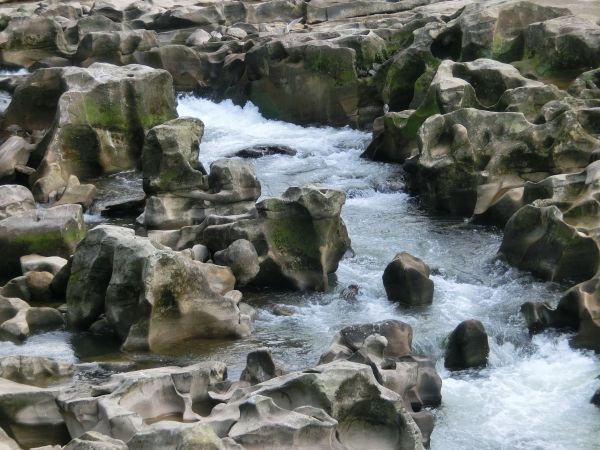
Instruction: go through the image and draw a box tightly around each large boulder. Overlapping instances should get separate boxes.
[3,63,177,202]
[0,185,34,220]
[382,252,434,306]
[444,320,490,370]
[204,185,351,291]
[0,204,85,276]
[66,225,250,352]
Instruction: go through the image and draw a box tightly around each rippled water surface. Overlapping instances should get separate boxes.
[7,96,600,449]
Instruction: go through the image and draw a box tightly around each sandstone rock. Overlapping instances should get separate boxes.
[128,422,227,450]
[444,320,490,370]
[142,117,206,195]
[55,176,97,210]
[1,271,55,303]
[0,356,74,387]
[66,225,249,352]
[500,205,599,282]
[62,431,127,450]
[0,185,34,220]
[214,239,260,287]
[0,296,64,341]
[4,64,177,201]
[0,137,34,183]
[204,185,351,291]
[0,204,85,276]
[75,30,159,67]
[0,378,69,448]
[382,252,434,306]
[239,348,284,385]
[0,17,70,68]
[59,362,227,442]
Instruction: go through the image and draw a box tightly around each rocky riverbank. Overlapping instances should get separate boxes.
[0,0,599,448]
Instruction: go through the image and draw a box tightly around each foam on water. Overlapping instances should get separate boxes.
[177,96,600,449]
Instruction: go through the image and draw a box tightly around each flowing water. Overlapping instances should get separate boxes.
[5,95,600,449]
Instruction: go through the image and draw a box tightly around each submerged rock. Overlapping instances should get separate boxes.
[233,145,297,158]
[444,320,490,371]
[383,252,434,306]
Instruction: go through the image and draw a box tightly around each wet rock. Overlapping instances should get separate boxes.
[63,431,127,450]
[444,320,490,371]
[0,204,85,277]
[239,348,284,385]
[204,185,351,291]
[59,362,227,442]
[214,239,260,287]
[521,302,559,334]
[500,205,599,283]
[0,356,74,387]
[4,64,177,202]
[269,305,295,316]
[382,252,434,306]
[0,185,34,220]
[54,176,97,211]
[340,284,359,301]
[66,225,250,352]
[233,145,297,158]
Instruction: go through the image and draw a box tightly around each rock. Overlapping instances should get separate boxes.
[55,176,97,210]
[191,244,210,262]
[0,204,85,277]
[214,239,260,287]
[239,348,284,385]
[0,17,70,68]
[1,271,55,303]
[591,388,600,408]
[20,254,67,276]
[142,158,259,231]
[186,29,211,46]
[269,305,295,316]
[49,257,72,298]
[66,225,250,352]
[500,205,599,283]
[520,301,560,334]
[0,136,34,183]
[233,145,297,158]
[204,185,351,291]
[0,185,34,220]
[128,422,227,450]
[0,298,64,341]
[63,432,127,450]
[524,16,600,76]
[340,284,359,301]
[141,117,206,195]
[317,319,441,445]
[208,360,426,449]
[59,362,227,442]
[75,30,159,67]
[4,64,177,202]
[0,427,20,450]
[382,252,434,306]
[0,378,69,448]
[444,320,490,370]
[0,356,74,387]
